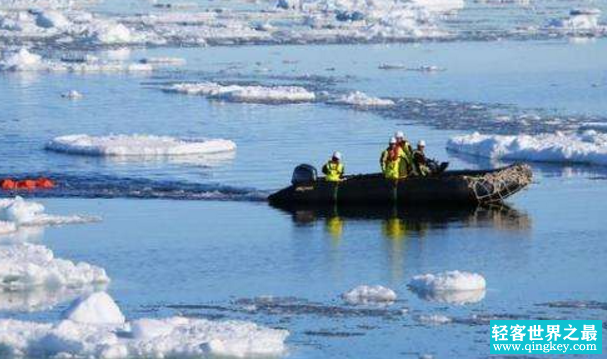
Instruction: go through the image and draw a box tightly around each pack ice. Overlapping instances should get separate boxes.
[408,271,486,305]
[0,48,153,73]
[0,242,109,291]
[0,196,99,230]
[447,131,607,166]
[46,134,237,157]
[330,91,395,107]
[0,292,289,358]
[342,285,397,305]
[167,82,316,104]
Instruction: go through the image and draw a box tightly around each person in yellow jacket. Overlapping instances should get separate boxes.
[380,137,406,180]
[322,151,345,182]
[395,131,413,177]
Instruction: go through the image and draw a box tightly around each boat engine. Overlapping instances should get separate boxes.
[292,164,317,185]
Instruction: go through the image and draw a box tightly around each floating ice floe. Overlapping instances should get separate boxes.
[0,197,99,228]
[447,131,607,166]
[330,91,395,107]
[548,8,605,35]
[0,242,109,291]
[415,314,452,325]
[0,285,102,312]
[0,292,289,358]
[378,63,407,70]
[166,82,316,104]
[64,292,125,324]
[408,271,486,305]
[342,285,397,305]
[139,56,186,65]
[46,134,237,157]
[0,48,153,73]
[61,90,83,99]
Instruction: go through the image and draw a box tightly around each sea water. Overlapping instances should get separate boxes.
[0,1,606,357]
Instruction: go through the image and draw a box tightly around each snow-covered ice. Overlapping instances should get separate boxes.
[331,91,395,107]
[409,271,486,292]
[61,90,83,99]
[167,82,316,104]
[0,48,153,73]
[447,131,607,166]
[0,242,109,290]
[342,285,397,305]
[0,286,101,312]
[0,292,289,358]
[46,134,237,157]
[408,271,486,304]
[549,8,604,34]
[139,56,185,65]
[415,314,452,325]
[63,292,125,325]
[0,197,99,228]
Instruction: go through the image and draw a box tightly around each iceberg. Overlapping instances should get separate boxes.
[46,134,237,157]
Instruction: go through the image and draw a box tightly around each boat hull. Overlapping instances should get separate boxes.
[268,164,532,206]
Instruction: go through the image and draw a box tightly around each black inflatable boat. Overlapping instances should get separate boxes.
[268,164,532,206]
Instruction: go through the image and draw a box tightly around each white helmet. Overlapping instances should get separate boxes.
[418,140,426,147]
[395,131,404,139]
[389,137,397,144]
[332,151,342,160]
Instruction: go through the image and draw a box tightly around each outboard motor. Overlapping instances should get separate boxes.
[292,164,317,185]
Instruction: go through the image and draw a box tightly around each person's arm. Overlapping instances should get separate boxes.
[380,151,387,171]
[340,165,345,178]
[322,163,329,175]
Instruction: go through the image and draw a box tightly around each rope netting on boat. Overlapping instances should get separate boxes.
[467,164,533,203]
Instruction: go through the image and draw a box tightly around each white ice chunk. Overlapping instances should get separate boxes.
[63,292,125,325]
[61,90,83,99]
[34,10,70,29]
[410,0,465,13]
[331,91,394,107]
[416,314,452,325]
[0,197,100,227]
[0,221,17,235]
[139,57,186,65]
[0,48,42,71]
[46,134,237,157]
[167,82,316,104]
[550,8,602,32]
[0,242,110,290]
[409,270,486,292]
[0,48,153,73]
[342,285,397,305]
[0,293,289,358]
[447,131,607,166]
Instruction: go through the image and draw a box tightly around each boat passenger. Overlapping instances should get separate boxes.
[413,140,431,177]
[394,131,413,176]
[380,137,406,180]
[322,151,345,182]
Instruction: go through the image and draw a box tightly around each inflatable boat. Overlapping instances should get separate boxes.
[268,164,532,206]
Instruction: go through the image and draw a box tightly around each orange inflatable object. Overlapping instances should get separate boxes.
[1,177,55,191]
[1,179,16,190]
[36,178,55,189]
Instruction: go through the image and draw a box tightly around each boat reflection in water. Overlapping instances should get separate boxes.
[275,204,531,241]
[273,203,531,284]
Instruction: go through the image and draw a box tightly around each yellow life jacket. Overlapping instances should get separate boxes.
[381,147,404,180]
[325,161,344,182]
